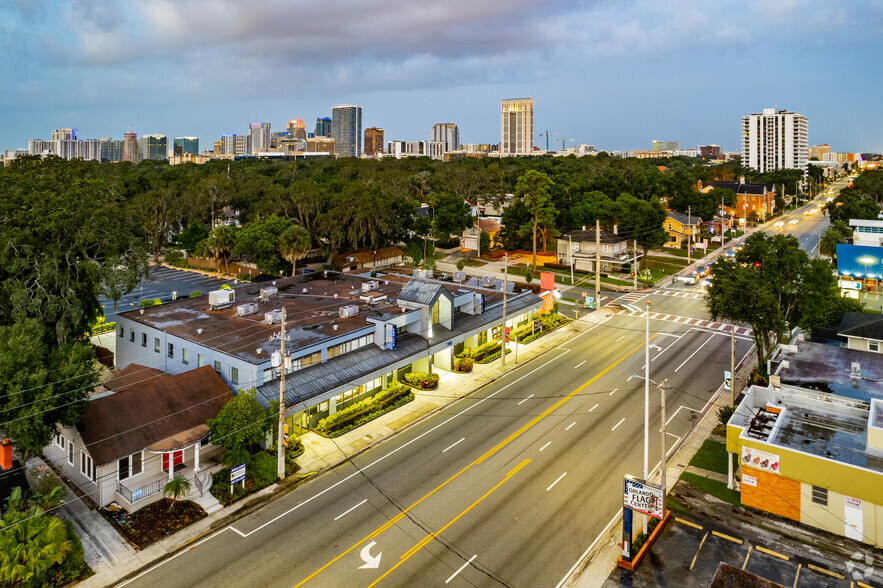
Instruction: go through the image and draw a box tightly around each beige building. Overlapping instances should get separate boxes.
[500,98,533,155]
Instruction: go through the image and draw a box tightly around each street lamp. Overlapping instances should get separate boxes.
[858,255,876,294]
[632,373,668,530]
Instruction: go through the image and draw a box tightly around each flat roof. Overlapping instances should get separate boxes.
[775,340,883,403]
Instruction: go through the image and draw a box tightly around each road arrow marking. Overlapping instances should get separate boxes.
[359,542,382,569]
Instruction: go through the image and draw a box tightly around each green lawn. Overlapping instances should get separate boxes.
[688,440,729,475]
[679,472,741,505]
[464,258,487,267]
[601,276,634,287]
[646,259,685,274]
[648,255,690,267]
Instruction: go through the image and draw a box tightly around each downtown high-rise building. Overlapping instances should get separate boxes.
[315,117,332,138]
[100,137,123,162]
[431,123,459,152]
[741,108,808,175]
[249,123,271,153]
[174,137,199,155]
[122,133,139,163]
[652,140,679,152]
[287,119,306,141]
[331,105,362,158]
[364,127,384,157]
[139,133,168,161]
[500,98,533,155]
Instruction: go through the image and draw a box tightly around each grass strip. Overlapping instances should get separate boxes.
[679,472,741,505]
[688,439,730,475]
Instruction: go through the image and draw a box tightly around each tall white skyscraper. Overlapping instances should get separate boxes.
[741,108,808,175]
[331,104,362,157]
[431,123,459,152]
[500,98,534,155]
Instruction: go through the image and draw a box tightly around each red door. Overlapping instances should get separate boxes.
[162,451,184,472]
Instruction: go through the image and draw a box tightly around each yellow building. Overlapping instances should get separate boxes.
[727,384,883,547]
[664,211,703,248]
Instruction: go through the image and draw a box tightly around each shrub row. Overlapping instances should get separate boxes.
[404,372,439,389]
[316,383,412,435]
[326,393,414,438]
[475,348,512,364]
[92,320,116,334]
[453,357,473,372]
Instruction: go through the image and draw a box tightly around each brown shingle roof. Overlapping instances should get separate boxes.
[78,365,234,465]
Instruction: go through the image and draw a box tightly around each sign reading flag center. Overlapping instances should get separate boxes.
[623,476,664,519]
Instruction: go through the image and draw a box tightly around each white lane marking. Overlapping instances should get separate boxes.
[565,422,576,431]
[615,335,625,342]
[546,472,567,491]
[517,394,535,405]
[589,404,599,412]
[609,388,617,396]
[574,360,586,369]
[334,499,367,521]
[119,326,603,586]
[665,405,700,426]
[445,554,478,584]
[443,437,466,453]
[674,333,717,373]
[540,441,552,452]
[611,418,625,431]
[627,375,634,381]
[653,333,683,362]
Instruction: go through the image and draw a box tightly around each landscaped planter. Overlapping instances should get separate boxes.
[616,510,672,571]
[315,383,415,437]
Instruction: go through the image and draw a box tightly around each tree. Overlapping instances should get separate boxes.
[277,224,311,276]
[207,389,274,453]
[515,170,555,269]
[0,319,98,459]
[616,194,667,266]
[479,229,491,254]
[233,214,292,275]
[206,225,237,275]
[0,506,82,586]
[404,240,424,267]
[819,226,845,261]
[176,220,209,255]
[163,476,191,512]
[428,192,472,241]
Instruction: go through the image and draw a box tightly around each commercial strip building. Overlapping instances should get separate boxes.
[741,107,808,175]
[114,271,541,435]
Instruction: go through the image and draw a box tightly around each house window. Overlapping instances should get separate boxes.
[214,360,221,374]
[182,348,189,365]
[870,341,879,352]
[154,337,160,353]
[119,325,124,338]
[80,452,94,481]
[55,433,66,450]
[167,343,174,358]
[602,244,610,253]
[667,223,672,230]
[118,451,143,481]
[812,486,828,506]
[141,333,147,347]
[263,368,273,383]
[231,366,239,385]
[68,441,74,465]
[129,329,135,342]
[198,354,205,367]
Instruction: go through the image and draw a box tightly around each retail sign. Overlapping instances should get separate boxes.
[741,474,757,487]
[384,324,397,350]
[741,447,780,475]
[623,475,664,519]
[724,370,732,391]
[846,496,862,508]
[231,463,246,485]
[839,279,861,290]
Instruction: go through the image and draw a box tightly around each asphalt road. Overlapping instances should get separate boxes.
[122,299,752,588]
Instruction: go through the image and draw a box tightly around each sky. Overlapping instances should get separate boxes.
[1,0,881,154]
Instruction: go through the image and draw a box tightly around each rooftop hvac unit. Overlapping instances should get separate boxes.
[425,269,434,278]
[360,294,387,305]
[236,302,259,317]
[454,271,465,283]
[482,276,495,288]
[851,361,861,379]
[208,289,235,309]
[260,286,278,301]
[264,309,283,324]
[339,305,359,319]
[362,280,379,292]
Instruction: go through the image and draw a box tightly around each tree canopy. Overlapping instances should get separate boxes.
[207,389,275,453]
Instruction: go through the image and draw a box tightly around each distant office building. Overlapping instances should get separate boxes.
[100,137,123,162]
[500,98,533,155]
[138,133,168,161]
[170,154,208,165]
[28,139,54,155]
[213,140,224,155]
[810,144,831,160]
[174,137,199,156]
[698,145,722,158]
[51,128,75,141]
[306,137,334,154]
[431,123,459,152]
[386,140,445,161]
[235,135,252,156]
[364,127,384,157]
[315,117,332,138]
[220,134,237,156]
[652,140,679,152]
[331,104,362,157]
[122,133,139,163]
[460,144,499,153]
[249,123,271,153]
[288,119,306,141]
[741,108,808,175]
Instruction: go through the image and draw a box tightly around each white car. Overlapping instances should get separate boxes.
[774,221,785,227]
[789,219,799,225]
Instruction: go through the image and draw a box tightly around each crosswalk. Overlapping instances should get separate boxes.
[655,290,704,300]
[612,307,753,336]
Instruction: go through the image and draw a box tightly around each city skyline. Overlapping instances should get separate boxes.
[1,1,881,153]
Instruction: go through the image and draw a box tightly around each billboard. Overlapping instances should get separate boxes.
[623,476,664,519]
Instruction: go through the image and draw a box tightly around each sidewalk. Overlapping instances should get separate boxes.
[81,309,606,587]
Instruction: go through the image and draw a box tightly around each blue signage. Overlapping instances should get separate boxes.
[231,463,246,485]
[477,294,485,314]
[384,323,397,350]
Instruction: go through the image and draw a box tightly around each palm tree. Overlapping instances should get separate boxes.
[163,476,191,513]
[0,506,73,585]
[831,219,853,240]
[819,227,844,262]
[277,225,311,276]
[206,225,236,275]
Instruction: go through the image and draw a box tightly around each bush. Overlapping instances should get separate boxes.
[164,249,185,264]
[456,259,466,271]
[220,284,232,290]
[453,357,473,372]
[90,318,116,334]
[189,290,201,298]
[436,236,461,249]
[404,372,439,389]
[749,367,768,386]
[471,339,503,362]
[248,452,278,487]
[717,405,736,427]
[139,298,161,308]
[316,383,412,435]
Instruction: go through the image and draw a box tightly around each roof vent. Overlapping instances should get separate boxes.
[197,328,203,335]
[302,288,308,293]
[333,324,339,331]
[851,361,861,379]
[256,347,263,355]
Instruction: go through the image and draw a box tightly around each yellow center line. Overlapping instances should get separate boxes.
[293,338,652,587]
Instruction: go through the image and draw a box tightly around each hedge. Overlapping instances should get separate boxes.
[91,319,116,334]
[316,383,412,435]
[453,357,473,372]
[404,372,439,389]
[324,394,414,438]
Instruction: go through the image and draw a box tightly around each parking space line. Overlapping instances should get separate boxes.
[742,546,752,570]
[807,564,845,580]
[792,563,801,588]
[611,418,625,431]
[755,545,788,560]
[675,517,702,530]
[856,581,874,588]
[688,532,708,571]
[712,530,743,544]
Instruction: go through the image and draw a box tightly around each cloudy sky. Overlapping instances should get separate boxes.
[1,0,881,153]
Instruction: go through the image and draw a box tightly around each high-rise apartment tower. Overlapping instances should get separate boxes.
[315,117,332,138]
[500,98,533,155]
[431,123,459,152]
[364,127,384,157]
[331,105,362,158]
[741,108,808,175]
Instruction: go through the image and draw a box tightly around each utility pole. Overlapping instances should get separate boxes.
[643,300,650,534]
[659,379,667,509]
[687,206,691,265]
[277,307,287,480]
[721,194,726,249]
[501,252,508,367]
[632,239,638,291]
[730,326,736,406]
[569,235,574,285]
[595,220,601,311]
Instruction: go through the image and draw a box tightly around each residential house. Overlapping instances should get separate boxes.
[837,313,883,354]
[332,247,404,273]
[44,365,232,511]
[557,226,641,274]
[461,218,501,253]
[664,212,703,248]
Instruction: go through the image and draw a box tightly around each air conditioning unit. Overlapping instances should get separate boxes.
[339,305,359,319]
[482,276,496,288]
[264,310,283,324]
[454,271,465,283]
[208,289,235,309]
[260,286,278,301]
[360,293,387,305]
[236,302,259,317]
[362,280,379,292]
[851,361,861,379]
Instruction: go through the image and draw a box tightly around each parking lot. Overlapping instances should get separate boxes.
[603,516,878,587]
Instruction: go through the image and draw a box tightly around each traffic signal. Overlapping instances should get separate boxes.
[754,262,761,268]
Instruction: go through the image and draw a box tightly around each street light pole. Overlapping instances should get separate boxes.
[730,327,736,406]
[277,307,287,480]
[659,379,667,509]
[569,235,574,285]
[643,300,650,534]
[501,252,508,368]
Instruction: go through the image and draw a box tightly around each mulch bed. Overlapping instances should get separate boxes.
[106,498,206,549]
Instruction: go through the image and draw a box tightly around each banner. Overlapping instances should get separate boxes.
[741,446,780,474]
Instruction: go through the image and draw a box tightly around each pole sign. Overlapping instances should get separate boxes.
[623,475,664,519]
[724,370,732,392]
[585,295,595,309]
